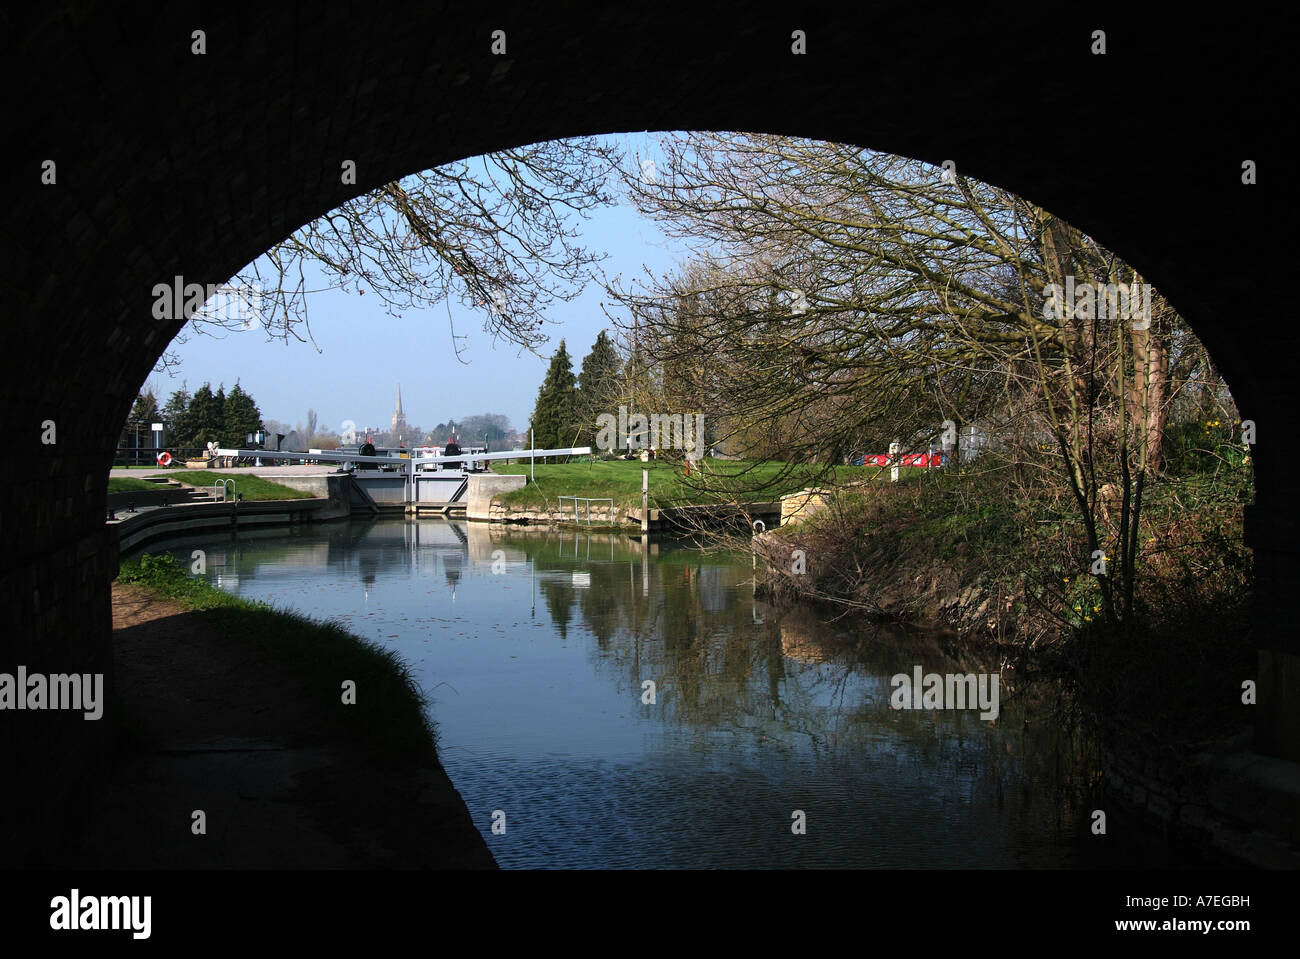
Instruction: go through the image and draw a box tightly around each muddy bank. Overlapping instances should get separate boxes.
[753,527,1021,639]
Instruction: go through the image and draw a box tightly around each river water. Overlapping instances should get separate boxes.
[126,517,1200,869]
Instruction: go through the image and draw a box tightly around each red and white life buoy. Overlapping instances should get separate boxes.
[157,451,173,467]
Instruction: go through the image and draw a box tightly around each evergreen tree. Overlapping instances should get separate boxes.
[575,330,621,447]
[121,389,161,452]
[185,383,223,447]
[162,382,192,447]
[529,339,577,451]
[221,381,263,448]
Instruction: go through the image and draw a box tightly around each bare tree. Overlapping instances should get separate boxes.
[305,408,319,447]
[157,137,625,373]
[605,132,1199,630]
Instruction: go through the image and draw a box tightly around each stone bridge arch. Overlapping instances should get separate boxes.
[1,5,1286,863]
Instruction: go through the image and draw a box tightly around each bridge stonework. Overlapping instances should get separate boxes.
[0,5,1287,863]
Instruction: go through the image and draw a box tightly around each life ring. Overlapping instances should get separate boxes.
[156,451,173,467]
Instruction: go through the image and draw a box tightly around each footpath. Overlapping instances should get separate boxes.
[71,584,496,869]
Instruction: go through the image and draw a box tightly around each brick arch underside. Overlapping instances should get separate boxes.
[0,5,1288,864]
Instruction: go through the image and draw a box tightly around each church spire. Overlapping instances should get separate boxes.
[392,384,408,435]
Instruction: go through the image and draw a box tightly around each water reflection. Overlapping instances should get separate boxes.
[125,517,1188,869]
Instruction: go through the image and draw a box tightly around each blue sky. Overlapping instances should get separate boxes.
[142,135,686,437]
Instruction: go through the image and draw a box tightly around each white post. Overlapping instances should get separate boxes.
[530,429,535,483]
[642,469,649,532]
[889,440,901,482]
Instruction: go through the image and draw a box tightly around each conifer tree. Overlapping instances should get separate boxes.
[185,383,223,447]
[121,389,161,453]
[162,382,192,447]
[575,330,621,447]
[221,382,263,448]
[529,339,577,451]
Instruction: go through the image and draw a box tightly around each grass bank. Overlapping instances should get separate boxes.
[166,471,315,500]
[116,552,437,765]
[491,457,925,510]
[757,460,1255,754]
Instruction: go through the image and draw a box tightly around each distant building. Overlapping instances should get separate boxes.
[391,384,409,442]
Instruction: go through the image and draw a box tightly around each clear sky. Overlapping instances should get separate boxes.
[142,134,685,438]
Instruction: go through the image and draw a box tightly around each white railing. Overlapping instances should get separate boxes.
[215,446,591,468]
[213,446,593,506]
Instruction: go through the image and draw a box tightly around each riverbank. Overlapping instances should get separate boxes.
[748,463,1300,867]
[73,555,495,868]
[492,458,879,509]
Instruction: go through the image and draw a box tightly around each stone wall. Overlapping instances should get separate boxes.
[466,473,529,521]
[484,499,636,527]
[780,488,831,525]
[1105,734,1300,868]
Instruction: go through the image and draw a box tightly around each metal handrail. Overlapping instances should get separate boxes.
[558,495,614,525]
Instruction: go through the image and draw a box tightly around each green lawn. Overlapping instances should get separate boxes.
[491,457,922,509]
[166,471,315,500]
[107,476,163,493]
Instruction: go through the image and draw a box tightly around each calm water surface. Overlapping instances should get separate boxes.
[129,517,1194,869]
